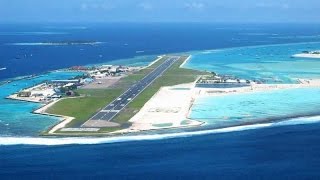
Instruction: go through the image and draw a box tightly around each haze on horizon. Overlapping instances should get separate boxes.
[1,0,320,23]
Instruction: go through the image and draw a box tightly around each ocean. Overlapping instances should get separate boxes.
[185,42,320,83]
[1,23,320,81]
[1,23,320,179]
[1,121,320,179]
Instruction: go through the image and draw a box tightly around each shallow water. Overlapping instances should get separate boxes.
[1,23,320,179]
[0,71,82,136]
[1,24,320,138]
[190,88,320,128]
[185,42,320,129]
[185,42,320,83]
[2,43,320,136]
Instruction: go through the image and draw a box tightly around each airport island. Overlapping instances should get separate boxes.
[7,55,320,136]
[8,55,207,135]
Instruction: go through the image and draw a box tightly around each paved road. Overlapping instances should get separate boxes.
[88,56,179,122]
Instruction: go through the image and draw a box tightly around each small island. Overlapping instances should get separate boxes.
[292,50,320,58]
[7,54,320,136]
[9,41,103,46]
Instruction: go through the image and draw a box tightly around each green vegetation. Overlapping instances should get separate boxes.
[46,57,168,128]
[45,55,210,134]
[111,56,210,128]
[46,89,122,127]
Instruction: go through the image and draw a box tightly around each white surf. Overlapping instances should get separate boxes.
[0,115,320,146]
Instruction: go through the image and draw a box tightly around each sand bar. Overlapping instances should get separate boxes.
[292,53,320,59]
[117,83,203,133]
[118,78,320,133]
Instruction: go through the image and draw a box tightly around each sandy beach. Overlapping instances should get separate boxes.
[29,75,320,135]
[118,78,320,133]
[37,56,166,134]
[32,98,75,134]
[179,55,191,68]
[147,55,164,67]
[197,79,320,98]
[117,83,203,133]
[7,94,44,103]
[292,53,320,59]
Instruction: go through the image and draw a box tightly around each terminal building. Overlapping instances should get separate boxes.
[196,75,252,88]
[51,79,80,84]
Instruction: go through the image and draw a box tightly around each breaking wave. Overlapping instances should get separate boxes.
[1,116,320,146]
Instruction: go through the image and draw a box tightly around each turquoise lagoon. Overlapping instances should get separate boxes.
[1,42,320,136]
[0,55,154,136]
[0,55,157,136]
[0,71,82,136]
[190,88,320,128]
[186,42,320,128]
[185,42,320,83]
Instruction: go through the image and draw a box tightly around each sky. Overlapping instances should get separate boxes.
[1,0,320,23]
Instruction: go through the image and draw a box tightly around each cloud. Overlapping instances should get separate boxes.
[185,2,205,10]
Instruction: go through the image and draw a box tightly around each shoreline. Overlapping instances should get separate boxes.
[196,79,320,98]
[2,47,320,136]
[179,55,191,68]
[32,99,75,134]
[18,75,320,136]
[118,78,320,134]
[2,40,320,85]
[23,79,320,136]
[3,115,320,146]
[37,55,170,135]
[42,55,206,135]
[3,55,168,136]
[182,41,320,59]
[146,55,164,68]
[292,53,320,59]
[6,83,50,103]
[116,83,204,134]
[0,69,81,88]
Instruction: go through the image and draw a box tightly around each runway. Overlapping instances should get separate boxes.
[85,56,179,125]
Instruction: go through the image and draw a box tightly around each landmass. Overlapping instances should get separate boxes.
[8,41,103,46]
[43,55,210,135]
[7,55,320,136]
[292,50,320,58]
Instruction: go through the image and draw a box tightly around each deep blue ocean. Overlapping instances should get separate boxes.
[1,123,320,179]
[1,23,320,179]
[1,23,320,80]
